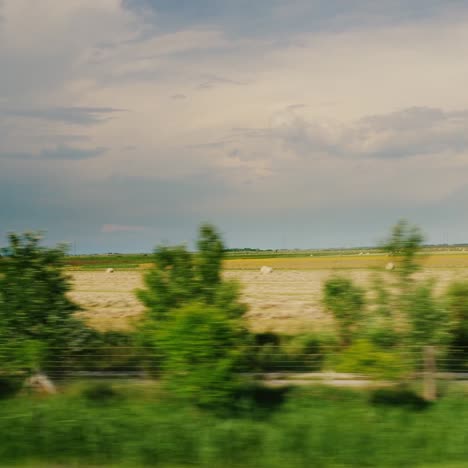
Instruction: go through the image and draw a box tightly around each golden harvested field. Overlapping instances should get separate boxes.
[69,254,468,334]
[223,253,468,270]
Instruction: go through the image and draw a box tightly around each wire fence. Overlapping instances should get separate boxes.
[2,345,467,384]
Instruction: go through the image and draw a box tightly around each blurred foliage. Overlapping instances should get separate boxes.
[63,330,142,373]
[404,280,451,350]
[0,232,91,375]
[137,224,250,407]
[81,382,121,404]
[323,275,365,346]
[382,219,424,286]
[137,224,247,321]
[0,389,467,467]
[251,332,339,373]
[0,376,23,399]
[151,302,249,408]
[369,386,431,410]
[333,339,410,380]
[445,280,468,371]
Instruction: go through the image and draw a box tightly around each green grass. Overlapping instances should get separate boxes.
[64,250,386,269]
[0,386,466,467]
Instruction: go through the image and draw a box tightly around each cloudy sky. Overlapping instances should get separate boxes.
[2,0,468,252]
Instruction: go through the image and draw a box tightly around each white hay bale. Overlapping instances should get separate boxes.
[106,268,114,274]
[25,373,57,395]
[260,266,273,275]
[385,262,395,271]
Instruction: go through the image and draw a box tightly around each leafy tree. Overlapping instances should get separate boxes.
[137,245,197,320]
[323,276,365,347]
[382,221,449,345]
[0,233,88,377]
[137,223,247,322]
[382,219,424,287]
[365,274,400,348]
[137,224,249,405]
[321,222,450,396]
[196,224,224,302]
[404,280,450,350]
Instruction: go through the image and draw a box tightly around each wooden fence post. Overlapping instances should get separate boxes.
[423,345,437,401]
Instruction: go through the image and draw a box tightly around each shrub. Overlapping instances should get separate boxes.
[369,386,430,410]
[404,280,450,353]
[137,224,247,322]
[0,376,22,399]
[284,334,326,372]
[137,224,251,409]
[445,281,468,371]
[382,219,424,286]
[323,276,365,346]
[0,233,89,377]
[82,382,120,403]
[334,339,409,380]
[65,330,142,373]
[153,302,250,408]
[254,342,289,372]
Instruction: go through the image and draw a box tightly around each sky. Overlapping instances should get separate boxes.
[2,0,468,252]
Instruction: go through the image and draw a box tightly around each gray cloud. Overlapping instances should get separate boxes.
[3,0,468,252]
[241,106,468,160]
[0,145,107,161]
[126,0,468,39]
[3,107,125,125]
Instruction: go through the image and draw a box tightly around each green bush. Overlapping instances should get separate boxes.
[0,233,90,377]
[334,339,409,380]
[382,219,424,285]
[283,333,327,371]
[254,342,289,372]
[323,276,366,346]
[365,320,401,348]
[251,332,336,372]
[153,302,250,408]
[64,330,142,373]
[445,281,468,371]
[137,224,247,321]
[136,224,251,408]
[0,376,22,399]
[82,382,120,403]
[370,386,430,410]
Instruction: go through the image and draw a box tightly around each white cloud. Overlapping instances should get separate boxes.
[3,0,468,248]
[263,106,468,159]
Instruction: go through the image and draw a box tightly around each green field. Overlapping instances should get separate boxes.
[65,249,468,271]
[1,386,467,468]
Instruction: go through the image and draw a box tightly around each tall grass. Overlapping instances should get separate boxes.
[0,386,466,467]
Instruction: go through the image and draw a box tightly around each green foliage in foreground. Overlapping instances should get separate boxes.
[333,339,410,380]
[323,276,365,346]
[0,233,89,374]
[445,280,468,371]
[382,219,425,285]
[152,303,250,408]
[137,224,246,321]
[136,225,249,407]
[0,388,467,467]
